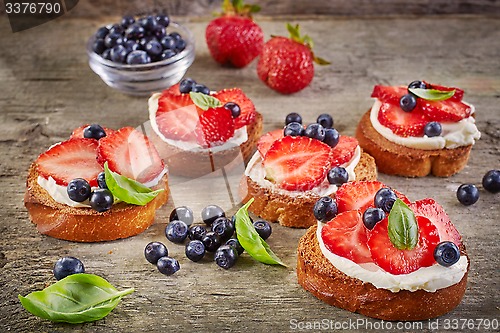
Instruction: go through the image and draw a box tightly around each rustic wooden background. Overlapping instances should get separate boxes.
[0,2,499,332]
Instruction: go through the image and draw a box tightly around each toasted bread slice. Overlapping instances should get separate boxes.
[239,151,377,228]
[356,110,472,177]
[24,163,169,242]
[297,225,468,321]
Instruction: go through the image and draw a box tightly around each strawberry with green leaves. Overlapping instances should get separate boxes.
[257,23,329,94]
[206,0,264,68]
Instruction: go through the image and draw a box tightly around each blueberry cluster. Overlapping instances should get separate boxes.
[67,124,113,212]
[178,78,210,95]
[456,169,500,206]
[91,14,187,65]
[53,256,85,280]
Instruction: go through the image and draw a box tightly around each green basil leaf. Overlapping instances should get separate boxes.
[189,92,222,111]
[388,199,418,250]
[104,162,163,205]
[18,273,134,324]
[235,199,287,267]
[408,88,455,101]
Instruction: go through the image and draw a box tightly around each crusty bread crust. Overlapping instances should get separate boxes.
[297,225,468,321]
[239,152,377,228]
[151,112,263,178]
[24,163,169,242]
[356,110,472,177]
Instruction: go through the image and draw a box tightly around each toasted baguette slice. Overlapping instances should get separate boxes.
[239,151,377,228]
[151,112,263,178]
[297,225,468,321]
[24,163,169,242]
[356,110,472,177]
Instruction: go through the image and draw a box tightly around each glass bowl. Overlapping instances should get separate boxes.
[87,22,195,96]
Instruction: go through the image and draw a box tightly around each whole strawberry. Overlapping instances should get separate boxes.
[257,24,329,94]
[205,0,263,68]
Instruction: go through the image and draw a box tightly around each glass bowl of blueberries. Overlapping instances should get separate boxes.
[87,14,195,96]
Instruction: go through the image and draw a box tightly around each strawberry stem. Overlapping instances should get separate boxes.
[221,0,260,17]
[285,23,331,65]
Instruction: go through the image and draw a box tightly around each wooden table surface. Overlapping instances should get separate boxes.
[0,14,499,332]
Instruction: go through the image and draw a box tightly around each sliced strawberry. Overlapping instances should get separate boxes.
[423,82,464,102]
[213,88,256,129]
[421,99,472,122]
[161,83,182,97]
[36,138,102,187]
[410,198,462,247]
[321,210,372,264]
[195,107,235,148]
[257,129,284,158]
[371,85,407,104]
[263,136,332,191]
[368,215,440,275]
[70,124,116,140]
[378,102,429,137]
[155,93,201,142]
[331,135,358,166]
[97,127,164,184]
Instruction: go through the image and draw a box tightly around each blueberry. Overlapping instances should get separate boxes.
[92,39,106,55]
[108,24,124,35]
[145,40,163,56]
[362,208,385,230]
[408,80,427,90]
[211,217,235,241]
[125,24,145,40]
[316,114,334,129]
[185,240,205,262]
[304,123,326,141]
[285,112,302,125]
[165,220,188,243]
[192,84,210,95]
[434,241,460,267]
[160,49,177,61]
[399,93,417,112]
[95,26,109,39]
[160,35,176,50]
[224,102,241,118]
[225,238,244,255]
[188,224,207,241]
[89,189,114,212]
[374,188,398,213]
[110,44,129,63]
[456,184,479,206]
[327,166,349,186]
[284,122,303,137]
[53,256,85,280]
[156,256,180,276]
[169,32,182,41]
[101,49,111,60]
[323,128,340,148]
[313,197,337,222]
[201,231,221,252]
[214,245,238,269]
[424,121,442,137]
[97,172,107,189]
[123,40,140,53]
[169,206,194,226]
[175,39,186,52]
[139,15,158,31]
[84,124,106,140]
[67,178,91,202]
[156,14,170,28]
[144,241,168,264]
[104,33,124,48]
[179,78,196,93]
[253,220,272,240]
[483,170,500,193]
[201,205,225,226]
[121,15,135,28]
[126,50,151,64]
[152,25,166,39]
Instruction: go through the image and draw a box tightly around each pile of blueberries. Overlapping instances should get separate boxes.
[144,205,272,275]
[91,14,187,65]
[283,112,349,186]
[456,169,500,206]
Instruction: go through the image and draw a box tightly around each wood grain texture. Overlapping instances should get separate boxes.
[0,14,499,332]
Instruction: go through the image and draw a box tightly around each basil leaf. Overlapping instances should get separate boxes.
[235,199,287,267]
[388,199,418,250]
[408,88,455,101]
[18,273,134,324]
[104,162,163,205]
[189,92,222,110]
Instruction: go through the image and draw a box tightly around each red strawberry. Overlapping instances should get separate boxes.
[321,210,372,264]
[257,24,329,94]
[195,107,235,148]
[161,83,182,97]
[97,127,164,184]
[70,124,116,140]
[410,198,462,247]
[213,88,256,129]
[257,129,284,158]
[330,135,358,166]
[371,85,408,104]
[36,138,102,187]
[421,99,472,122]
[155,93,201,142]
[378,102,429,137]
[205,0,263,68]
[424,82,464,101]
[367,215,440,275]
[263,136,332,191]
